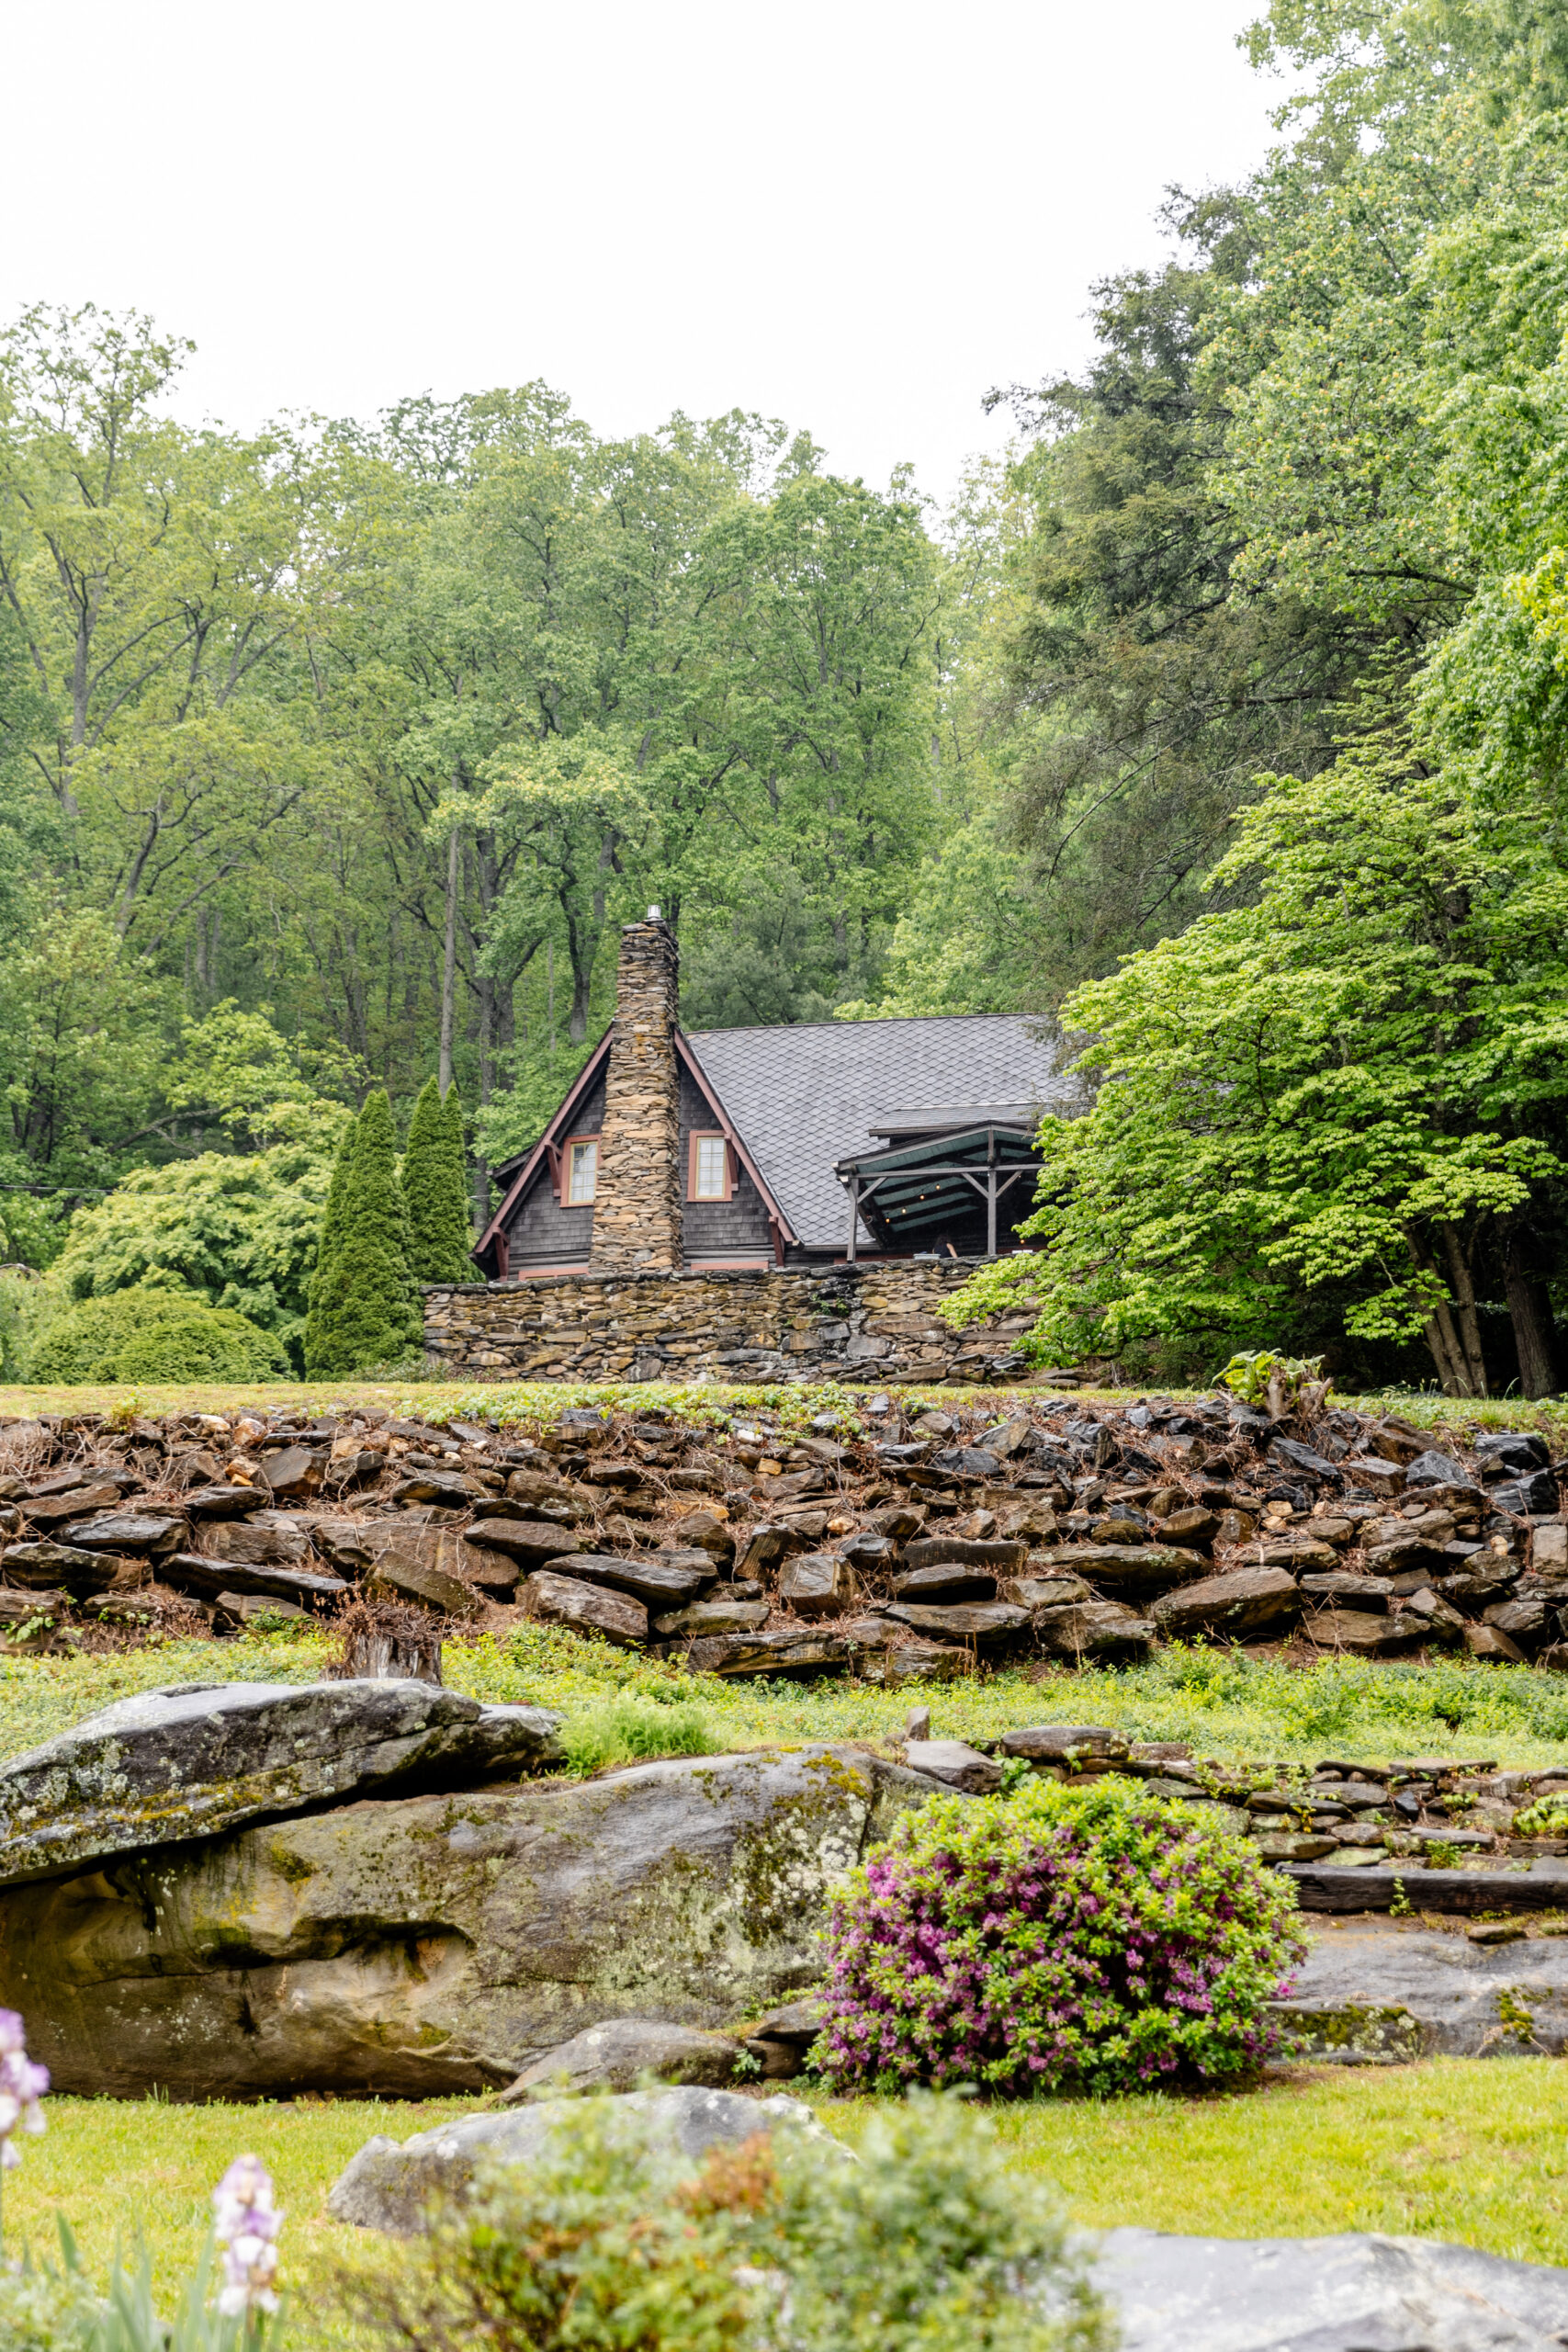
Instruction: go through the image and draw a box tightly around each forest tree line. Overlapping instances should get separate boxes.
[5,0,1568,1396]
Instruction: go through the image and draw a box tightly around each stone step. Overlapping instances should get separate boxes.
[1282,1859,1568,1914]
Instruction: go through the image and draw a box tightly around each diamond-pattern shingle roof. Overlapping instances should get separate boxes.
[684,1013,1079,1249]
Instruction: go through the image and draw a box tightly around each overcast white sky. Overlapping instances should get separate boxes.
[5,0,1288,505]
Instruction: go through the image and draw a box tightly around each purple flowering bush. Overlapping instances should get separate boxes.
[815,1776,1305,2096]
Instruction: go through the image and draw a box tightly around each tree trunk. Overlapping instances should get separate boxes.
[1504,1227,1561,1398]
[1406,1228,1474,1397]
[1439,1222,1490,1397]
[439,828,459,1098]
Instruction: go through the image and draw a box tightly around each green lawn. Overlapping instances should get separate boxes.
[6,2063,1568,2345]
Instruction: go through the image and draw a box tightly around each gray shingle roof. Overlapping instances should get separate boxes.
[685,1013,1080,1249]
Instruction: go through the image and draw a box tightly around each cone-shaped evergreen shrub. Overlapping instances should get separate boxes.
[303,1089,423,1375]
[302,1109,359,1375]
[403,1076,473,1282]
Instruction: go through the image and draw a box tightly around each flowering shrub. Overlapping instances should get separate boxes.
[815,1776,1305,2096]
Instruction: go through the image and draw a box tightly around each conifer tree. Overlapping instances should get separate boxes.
[303,1089,423,1375]
[302,1109,359,1375]
[403,1077,474,1282]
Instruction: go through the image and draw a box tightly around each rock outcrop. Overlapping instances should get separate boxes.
[1276,1917,1568,2060]
[1093,2225,1568,2352]
[0,1743,933,2099]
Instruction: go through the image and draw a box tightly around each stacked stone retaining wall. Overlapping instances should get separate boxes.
[423,1261,1048,1385]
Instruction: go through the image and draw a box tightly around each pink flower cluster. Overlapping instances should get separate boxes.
[0,2010,48,2171]
[815,1781,1304,2098]
[213,2155,282,2320]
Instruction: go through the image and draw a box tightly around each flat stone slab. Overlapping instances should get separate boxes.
[1094,2224,1568,2350]
[1275,1919,1568,2061]
[0,1744,934,2098]
[0,1679,561,1886]
[328,2085,844,2235]
[1285,1860,1568,1915]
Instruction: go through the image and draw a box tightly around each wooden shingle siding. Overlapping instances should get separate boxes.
[503,1072,606,1270]
[678,1066,773,1261]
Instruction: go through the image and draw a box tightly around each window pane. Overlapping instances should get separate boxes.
[694,1136,726,1198]
[569,1140,597,1204]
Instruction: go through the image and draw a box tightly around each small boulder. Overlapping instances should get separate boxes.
[900,1737,1001,1793]
[684,1628,849,1676]
[1047,1542,1207,1591]
[882,1599,1030,1644]
[522,1570,648,1646]
[367,1557,479,1616]
[0,1540,121,1596]
[200,1517,308,1566]
[164,1555,348,1609]
[1032,1600,1156,1657]
[891,1565,998,1602]
[463,1519,581,1566]
[1305,1610,1424,1656]
[1151,1566,1301,1641]
[499,2018,742,2101]
[1467,1622,1526,1662]
[654,1600,770,1638]
[567,1554,710,1608]
[327,2086,844,2236]
[776,1554,854,1619]
[1160,1506,1218,1548]
[68,1513,186,1556]
[901,1536,1027,1572]
[1404,1450,1479,1491]
[999,1724,1129,1764]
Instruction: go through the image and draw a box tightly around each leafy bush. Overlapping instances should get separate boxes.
[1513,1793,1568,1838]
[49,1125,344,1366]
[815,1776,1304,2096]
[345,2089,1110,2352]
[558,1696,715,1776]
[27,1285,289,1385]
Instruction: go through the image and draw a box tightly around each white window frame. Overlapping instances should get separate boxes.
[566,1136,599,1204]
[689,1131,731,1202]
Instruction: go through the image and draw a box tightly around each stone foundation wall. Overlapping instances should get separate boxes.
[423,1261,1046,1385]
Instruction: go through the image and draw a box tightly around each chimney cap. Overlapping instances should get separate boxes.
[646,904,661,921]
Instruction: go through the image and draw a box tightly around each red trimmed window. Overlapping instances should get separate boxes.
[688,1132,731,1201]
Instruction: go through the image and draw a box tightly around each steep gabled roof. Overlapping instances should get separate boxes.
[684,1013,1074,1250]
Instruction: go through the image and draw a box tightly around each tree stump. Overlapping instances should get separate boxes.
[330,1600,444,1684]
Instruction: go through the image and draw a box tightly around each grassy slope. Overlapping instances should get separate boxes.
[11,1617,1568,1769]
[8,2064,1568,2340]
[4,1375,1566,1444]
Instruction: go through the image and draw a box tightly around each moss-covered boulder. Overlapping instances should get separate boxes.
[0,1746,935,2099]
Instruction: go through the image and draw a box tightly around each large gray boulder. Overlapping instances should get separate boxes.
[0,1744,933,2099]
[1276,1918,1568,2061]
[327,2084,844,2236]
[1093,2224,1568,2350]
[0,1679,562,1886]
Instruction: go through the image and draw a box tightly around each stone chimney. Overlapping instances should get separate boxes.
[591,910,682,1270]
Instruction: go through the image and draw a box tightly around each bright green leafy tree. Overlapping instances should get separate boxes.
[947,742,1568,1395]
